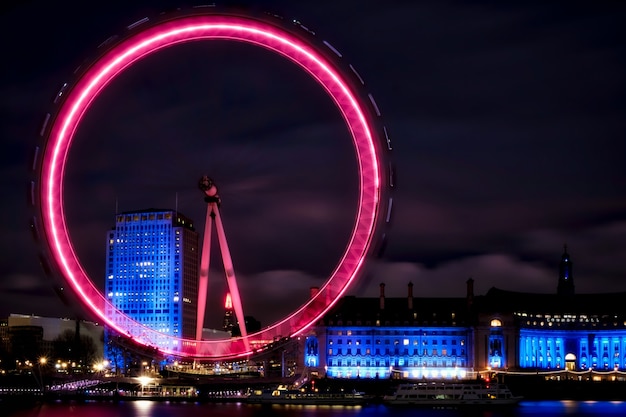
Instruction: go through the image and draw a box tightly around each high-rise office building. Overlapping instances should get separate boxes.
[222,293,235,335]
[104,209,199,355]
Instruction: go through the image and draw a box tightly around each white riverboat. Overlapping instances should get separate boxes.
[246,384,369,405]
[383,381,522,407]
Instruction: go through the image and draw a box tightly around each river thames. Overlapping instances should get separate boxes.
[7,400,626,417]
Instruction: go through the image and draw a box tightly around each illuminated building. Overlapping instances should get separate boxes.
[0,318,8,355]
[104,209,199,355]
[223,293,235,334]
[3,315,104,362]
[474,247,626,372]
[311,247,626,379]
[317,283,474,379]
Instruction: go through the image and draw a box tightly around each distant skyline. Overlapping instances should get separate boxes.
[1,1,625,328]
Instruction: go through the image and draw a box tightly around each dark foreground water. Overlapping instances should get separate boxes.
[7,401,626,417]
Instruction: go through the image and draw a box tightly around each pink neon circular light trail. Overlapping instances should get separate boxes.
[39,13,384,359]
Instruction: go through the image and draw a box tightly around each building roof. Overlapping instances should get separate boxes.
[115,208,196,231]
[323,295,472,327]
[322,284,626,330]
[119,208,174,215]
[478,287,626,316]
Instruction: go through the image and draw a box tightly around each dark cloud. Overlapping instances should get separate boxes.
[1,0,625,329]
[364,254,555,298]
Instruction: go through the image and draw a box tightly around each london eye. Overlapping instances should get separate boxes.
[32,7,393,360]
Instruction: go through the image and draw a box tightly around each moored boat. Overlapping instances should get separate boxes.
[246,384,369,405]
[383,381,522,407]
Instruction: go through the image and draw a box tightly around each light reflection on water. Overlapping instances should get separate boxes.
[8,400,626,417]
[132,400,155,417]
[515,400,626,416]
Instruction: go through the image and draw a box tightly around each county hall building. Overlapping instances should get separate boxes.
[304,248,626,379]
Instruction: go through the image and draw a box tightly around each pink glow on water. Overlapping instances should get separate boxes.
[39,13,384,359]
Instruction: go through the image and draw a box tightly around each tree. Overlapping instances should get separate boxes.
[10,326,44,363]
[52,329,97,366]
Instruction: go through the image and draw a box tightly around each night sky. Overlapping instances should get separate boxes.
[1,1,625,329]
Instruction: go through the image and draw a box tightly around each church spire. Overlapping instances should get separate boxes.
[557,244,575,296]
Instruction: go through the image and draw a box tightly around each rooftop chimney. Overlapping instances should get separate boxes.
[379,283,385,310]
[466,278,474,309]
[408,282,414,310]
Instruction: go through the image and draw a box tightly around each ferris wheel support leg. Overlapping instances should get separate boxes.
[195,203,214,341]
[213,205,250,351]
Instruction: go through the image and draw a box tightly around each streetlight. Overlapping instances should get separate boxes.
[36,357,48,392]
[138,376,151,396]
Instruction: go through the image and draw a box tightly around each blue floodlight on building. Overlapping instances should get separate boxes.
[323,325,471,379]
[310,248,626,379]
[518,328,626,370]
[316,282,475,380]
[475,247,626,373]
[104,209,199,360]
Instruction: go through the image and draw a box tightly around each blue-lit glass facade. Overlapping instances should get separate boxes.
[104,209,198,356]
[324,326,471,379]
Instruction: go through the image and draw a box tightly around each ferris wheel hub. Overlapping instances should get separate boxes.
[199,175,219,198]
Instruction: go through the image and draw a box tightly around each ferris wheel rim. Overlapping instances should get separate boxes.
[35,10,388,360]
